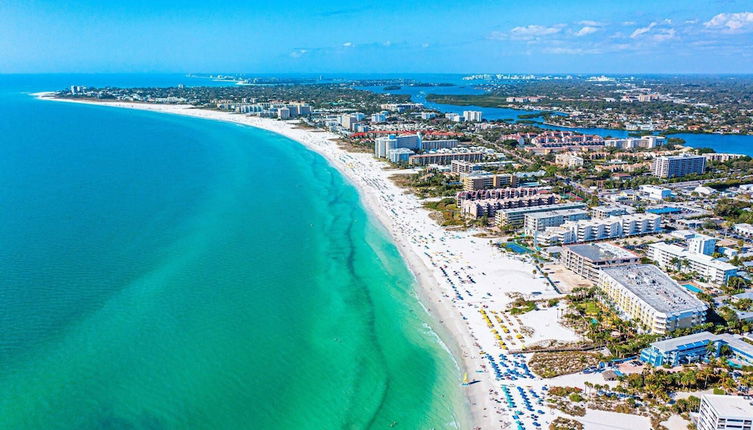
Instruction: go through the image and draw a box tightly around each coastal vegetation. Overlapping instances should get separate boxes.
[422,198,464,227]
[530,351,601,378]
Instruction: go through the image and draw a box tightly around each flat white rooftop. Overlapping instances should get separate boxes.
[703,394,753,418]
[601,264,707,314]
[650,242,737,271]
[565,242,638,262]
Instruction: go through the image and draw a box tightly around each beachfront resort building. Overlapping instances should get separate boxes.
[599,264,708,334]
[387,147,414,164]
[494,202,587,228]
[461,173,518,191]
[374,134,422,158]
[652,154,707,178]
[647,242,738,285]
[697,394,753,430]
[461,194,556,219]
[523,208,589,235]
[537,213,662,246]
[640,332,753,368]
[408,151,485,166]
[560,243,640,282]
[457,187,544,202]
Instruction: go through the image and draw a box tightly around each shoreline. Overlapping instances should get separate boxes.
[35,93,572,429]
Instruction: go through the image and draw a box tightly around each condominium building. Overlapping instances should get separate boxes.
[555,152,585,168]
[647,242,738,285]
[463,110,483,122]
[277,106,291,120]
[537,213,661,246]
[560,243,640,282]
[374,134,422,158]
[461,194,556,219]
[451,160,481,174]
[494,202,587,227]
[445,112,463,122]
[461,173,518,191]
[599,264,708,334]
[387,147,414,164]
[688,234,717,256]
[523,208,589,235]
[605,136,666,149]
[734,223,753,239]
[697,394,753,430]
[408,151,485,166]
[421,139,458,151]
[703,153,746,163]
[457,187,543,203]
[528,131,604,149]
[591,206,628,219]
[652,154,707,178]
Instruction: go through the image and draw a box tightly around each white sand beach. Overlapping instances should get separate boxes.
[37,95,582,429]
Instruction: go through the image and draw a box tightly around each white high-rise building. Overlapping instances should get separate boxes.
[697,394,753,430]
[277,107,290,120]
[463,110,483,122]
[688,234,717,256]
[374,134,422,158]
[652,154,707,178]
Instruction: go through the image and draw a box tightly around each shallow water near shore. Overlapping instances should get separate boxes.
[0,75,462,429]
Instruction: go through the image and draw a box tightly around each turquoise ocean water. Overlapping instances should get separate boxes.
[0,75,463,429]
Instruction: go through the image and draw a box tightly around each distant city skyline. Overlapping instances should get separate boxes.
[2,0,753,74]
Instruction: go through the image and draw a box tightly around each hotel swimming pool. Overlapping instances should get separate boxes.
[682,284,703,293]
[647,207,682,215]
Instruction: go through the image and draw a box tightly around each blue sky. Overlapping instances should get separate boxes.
[2,0,753,74]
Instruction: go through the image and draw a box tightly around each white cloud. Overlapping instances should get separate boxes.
[382,40,392,47]
[622,21,636,26]
[342,41,353,47]
[575,26,599,37]
[704,12,753,34]
[493,24,565,40]
[652,28,676,41]
[421,43,430,48]
[544,47,599,55]
[579,20,604,27]
[631,22,657,38]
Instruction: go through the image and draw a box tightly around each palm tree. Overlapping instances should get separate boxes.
[669,257,681,271]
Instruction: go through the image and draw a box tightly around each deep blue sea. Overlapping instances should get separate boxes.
[0,74,463,429]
